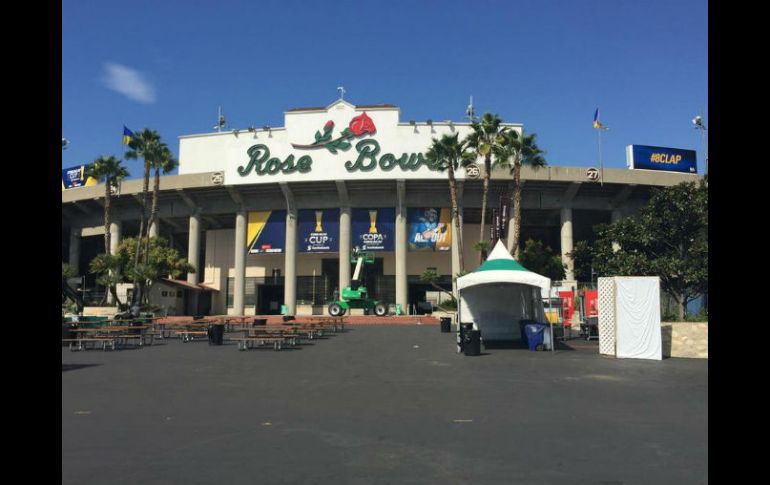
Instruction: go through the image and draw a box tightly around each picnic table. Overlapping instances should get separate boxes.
[64,325,152,349]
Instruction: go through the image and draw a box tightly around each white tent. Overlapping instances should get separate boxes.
[456,240,554,352]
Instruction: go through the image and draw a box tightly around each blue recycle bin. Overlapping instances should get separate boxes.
[524,323,549,351]
[519,319,536,346]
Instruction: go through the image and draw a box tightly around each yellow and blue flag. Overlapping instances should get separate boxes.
[122,126,134,145]
[592,109,604,129]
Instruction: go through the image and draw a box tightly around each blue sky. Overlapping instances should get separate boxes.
[62,0,708,179]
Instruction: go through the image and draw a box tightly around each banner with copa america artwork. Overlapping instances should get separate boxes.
[247,210,286,254]
[408,208,452,251]
[351,208,394,252]
[298,209,339,253]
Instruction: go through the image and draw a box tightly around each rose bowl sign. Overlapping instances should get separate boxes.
[201,100,522,185]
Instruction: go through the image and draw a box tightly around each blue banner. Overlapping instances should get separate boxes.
[298,209,339,253]
[247,210,286,254]
[627,145,697,173]
[352,208,394,252]
[62,164,97,190]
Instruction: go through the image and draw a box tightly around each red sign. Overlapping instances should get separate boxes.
[559,291,575,327]
[582,290,598,317]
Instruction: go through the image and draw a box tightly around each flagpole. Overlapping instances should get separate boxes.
[597,125,609,187]
[597,127,603,187]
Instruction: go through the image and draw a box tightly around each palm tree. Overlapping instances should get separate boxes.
[464,113,508,263]
[144,144,177,264]
[125,129,163,304]
[496,130,547,259]
[425,133,475,274]
[84,156,129,257]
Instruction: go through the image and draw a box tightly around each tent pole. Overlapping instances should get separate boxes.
[548,283,554,353]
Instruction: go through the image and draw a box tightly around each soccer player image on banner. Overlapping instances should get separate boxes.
[408,208,451,251]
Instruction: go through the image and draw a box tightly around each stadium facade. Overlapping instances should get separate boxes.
[62,99,700,316]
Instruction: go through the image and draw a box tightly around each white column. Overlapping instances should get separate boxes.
[284,210,298,315]
[187,213,201,285]
[107,222,122,304]
[611,209,622,252]
[109,222,122,255]
[69,227,81,274]
[339,208,351,292]
[149,219,159,238]
[233,211,246,315]
[560,207,575,283]
[395,181,408,314]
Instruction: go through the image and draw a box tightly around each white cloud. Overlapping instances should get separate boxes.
[102,62,156,104]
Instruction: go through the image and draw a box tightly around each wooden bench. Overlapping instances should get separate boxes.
[230,336,295,351]
[305,317,345,332]
[246,332,300,345]
[242,327,311,341]
[113,334,145,348]
[61,338,116,351]
[174,330,209,342]
[143,330,162,344]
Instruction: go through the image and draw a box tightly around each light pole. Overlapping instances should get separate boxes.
[693,115,707,181]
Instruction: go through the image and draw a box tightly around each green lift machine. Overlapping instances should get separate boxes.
[328,247,388,317]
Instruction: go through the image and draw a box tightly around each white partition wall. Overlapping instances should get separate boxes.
[598,278,616,356]
[598,276,662,360]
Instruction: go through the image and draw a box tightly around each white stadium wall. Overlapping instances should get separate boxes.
[179,100,521,184]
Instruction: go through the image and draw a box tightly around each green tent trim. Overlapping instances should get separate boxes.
[474,258,530,272]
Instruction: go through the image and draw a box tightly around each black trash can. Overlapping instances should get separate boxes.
[464,329,481,356]
[208,324,224,345]
[62,322,78,341]
[440,317,451,333]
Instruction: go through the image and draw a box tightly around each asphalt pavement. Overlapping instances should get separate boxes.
[62,325,707,485]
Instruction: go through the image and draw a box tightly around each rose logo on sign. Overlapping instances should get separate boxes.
[291,112,377,154]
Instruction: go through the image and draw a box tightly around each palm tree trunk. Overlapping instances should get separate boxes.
[131,160,151,305]
[104,182,113,306]
[144,167,161,265]
[448,167,464,274]
[478,154,491,264]
[511,162,523,259]
[104,182,111,255]
[110,285,122,307]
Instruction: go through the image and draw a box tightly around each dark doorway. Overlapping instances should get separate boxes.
[258,285,284,315]
[186,291,213,316]
[408,283,434,315]
[321,258,340,299]
[357,257,383,286]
